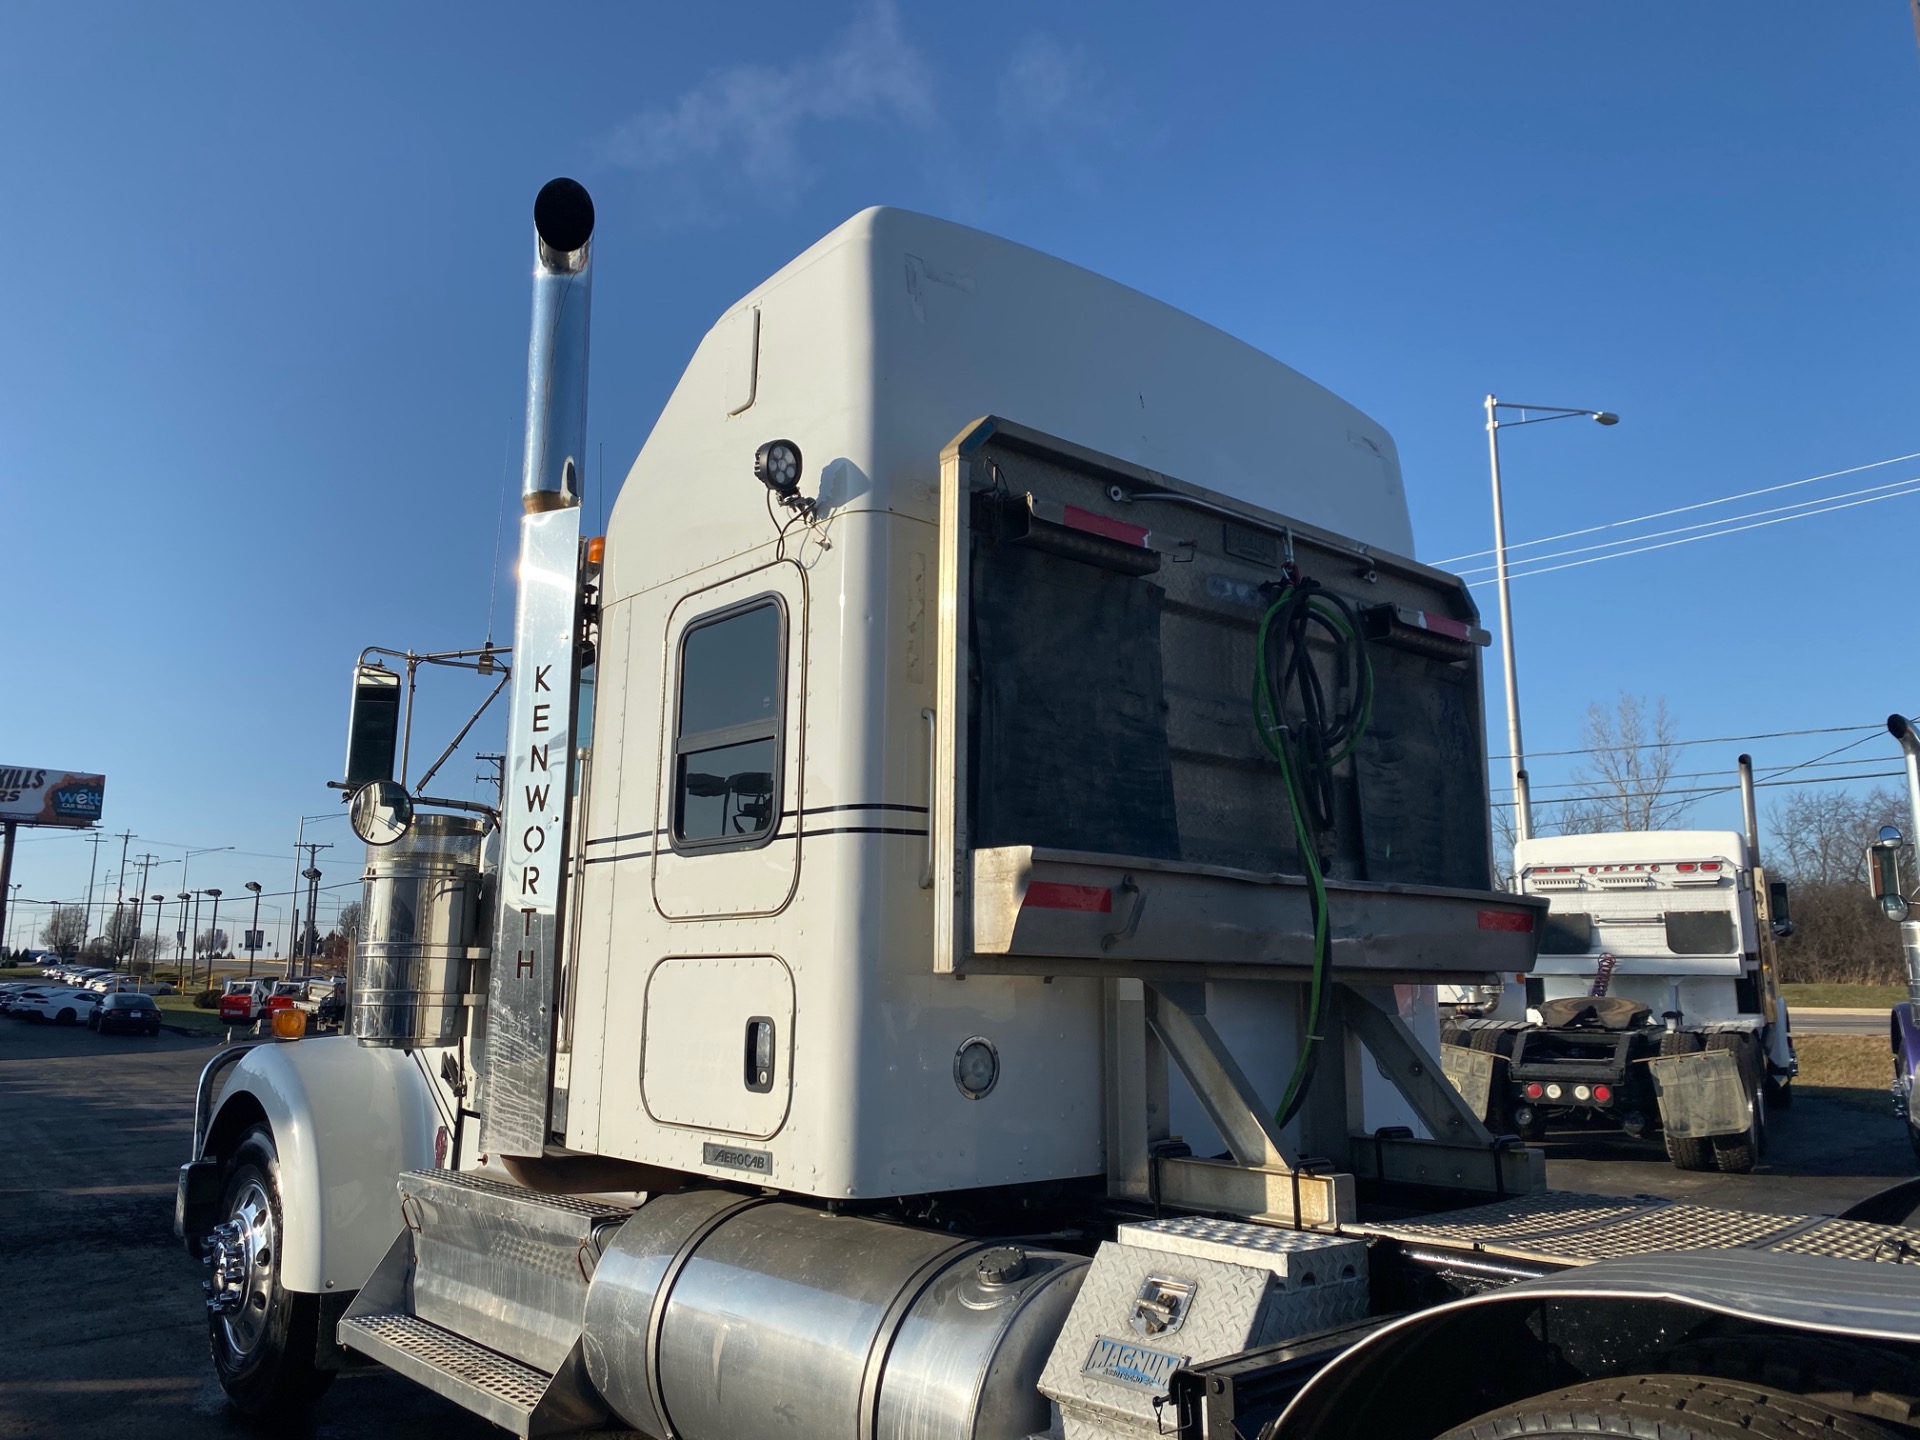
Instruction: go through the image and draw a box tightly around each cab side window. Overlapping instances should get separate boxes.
[673,599,784,846]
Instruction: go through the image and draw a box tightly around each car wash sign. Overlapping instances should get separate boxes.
[0,766,106,828]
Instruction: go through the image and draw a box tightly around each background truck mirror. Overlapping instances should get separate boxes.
[1867,840,1909,922]
[1767,879,1794,939]
[345,662,401,787]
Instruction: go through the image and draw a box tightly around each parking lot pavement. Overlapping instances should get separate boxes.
[0,1022,1915,1439]
[1545,1088,1912,1213]
[0,1019,493,1440]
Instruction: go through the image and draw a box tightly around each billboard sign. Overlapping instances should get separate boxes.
[0,766,106,828]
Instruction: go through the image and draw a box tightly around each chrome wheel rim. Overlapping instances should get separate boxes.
[208,1178,276,1356]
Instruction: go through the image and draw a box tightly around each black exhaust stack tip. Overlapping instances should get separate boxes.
[534,178,595,255]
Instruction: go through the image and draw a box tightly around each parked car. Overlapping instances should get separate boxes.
[218,979,267,1023]
[90,992,162,1036]
[13,988,102,1025]
[0,985,47,1014]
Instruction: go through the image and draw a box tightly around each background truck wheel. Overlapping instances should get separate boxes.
[206,1125,333,1419]
[1706,1033,1764,1175]
[1435,1373,1903,1440]
[1659,1030,1716,1171]
[1468,1029,1515,1132]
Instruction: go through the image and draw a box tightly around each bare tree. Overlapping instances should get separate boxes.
[101,904,158,966]
[336,901,363,939]
[40,906,87,959]
[1765,783,1910,985]
[1768,784,1906,887]
[1563,693,1688,832]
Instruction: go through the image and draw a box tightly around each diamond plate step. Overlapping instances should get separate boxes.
[1351,1190,1920,1270]
[338,1311,617,1438]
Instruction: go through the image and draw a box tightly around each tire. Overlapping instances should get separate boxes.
[206,1125,333,1418]
[1659,1030,1716,1171]
[1436,1373,1904,1440]
[1706,1033,1764,1175]
[55,1008,76,1026]
[1468,1029,1512,1131]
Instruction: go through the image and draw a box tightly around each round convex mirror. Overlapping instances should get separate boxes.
[349,779,414,846]
[1882,824,1905,845]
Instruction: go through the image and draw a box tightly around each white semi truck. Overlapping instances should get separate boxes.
[177,180,1920,1440]
[1443,772,1797,1174]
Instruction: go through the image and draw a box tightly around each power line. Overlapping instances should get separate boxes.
[1491,750,1897,797]
[1467,481,1920,588]
[1490,722,1879,762]
[1491,767,1905,809]
[1452,473,1920,578]
[1437,448,1920,565]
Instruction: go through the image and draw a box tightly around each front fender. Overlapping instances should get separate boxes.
[1893,1002,1920,1082]
[1275,1251,1920,1440]
[199,1036,439,1294]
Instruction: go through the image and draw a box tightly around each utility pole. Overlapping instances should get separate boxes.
[83,831,107,946]
[296,842,332,978]
[113,829,134,913]
[126,853,158,966]
[0,853,16,957]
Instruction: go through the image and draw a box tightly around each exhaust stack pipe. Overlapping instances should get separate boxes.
[523,178,595,512]
[484,180,597,1160]
[1737,753,1760,870]
[1889,715,1920,1005]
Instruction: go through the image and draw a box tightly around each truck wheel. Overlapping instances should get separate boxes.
[1435,1373,1902,1440]
[1468,1029,1511,1130]
[206,1125,333,1418]
[1707,1033,1764,1175]
[1659,1031,1716,1171]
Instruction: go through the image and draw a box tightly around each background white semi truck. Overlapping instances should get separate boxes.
[175,180,1920,1440]
[1443,768,1795,1174]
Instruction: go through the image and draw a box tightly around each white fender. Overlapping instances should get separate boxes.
[208,1036,440,1294]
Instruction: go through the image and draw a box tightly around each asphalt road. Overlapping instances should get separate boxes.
[0,1017,1913,1438]
[1791,1007,1892,1038]
[0,1017,492,1440]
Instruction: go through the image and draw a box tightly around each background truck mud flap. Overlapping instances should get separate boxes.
[1648,1048,1749,1138]
[1440,1044,1494,1119]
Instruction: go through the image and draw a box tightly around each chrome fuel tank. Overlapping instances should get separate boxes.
[582,1190,1087,1440]
[352,815,486,1047]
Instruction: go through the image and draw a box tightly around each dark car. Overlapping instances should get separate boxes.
[92,992,162,1037]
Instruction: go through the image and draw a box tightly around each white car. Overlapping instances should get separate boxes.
[14,988,102,1025]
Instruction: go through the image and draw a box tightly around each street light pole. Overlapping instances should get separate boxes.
[206,888,224,977]
[245,881,262,976]
[149,894,167,979]
[175,893,191,984]
[1483,396,1619,845]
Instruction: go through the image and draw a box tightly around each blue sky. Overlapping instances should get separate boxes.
[3,3,1917,943]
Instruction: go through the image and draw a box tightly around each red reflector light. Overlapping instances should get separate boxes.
[1675,863,1695,872]
[1524,1083,1544,1100]
[1022,881,1114,913]
[1700,862,1721,872]
[1061,503,1150,548]
[1478,909,1533,932]
[1593,1085,1612,1104]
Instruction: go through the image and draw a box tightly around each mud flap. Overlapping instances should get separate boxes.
[1648,1048,1751,1138]
[175,1157,223,1257]
[1440,1044,1495,1120]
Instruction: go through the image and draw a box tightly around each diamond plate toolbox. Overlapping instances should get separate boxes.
[1039,1219,1367,1440]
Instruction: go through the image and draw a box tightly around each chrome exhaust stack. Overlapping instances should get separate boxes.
[482,179,596,1158]
[523,179,595,511]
